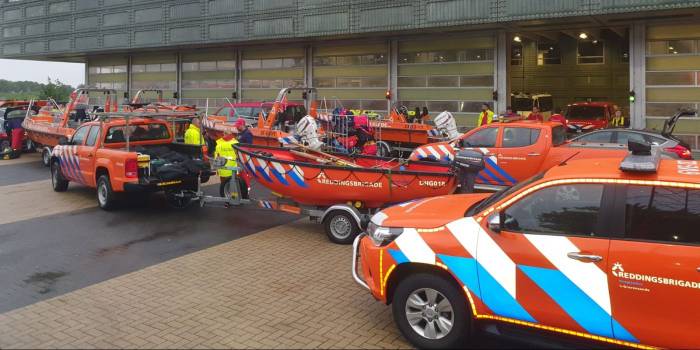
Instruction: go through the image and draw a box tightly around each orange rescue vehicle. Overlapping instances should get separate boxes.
[49,112,210,210]
[410,120,630,190]
[354,141,700,349]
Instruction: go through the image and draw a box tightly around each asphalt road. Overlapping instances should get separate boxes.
[0,158,299,313]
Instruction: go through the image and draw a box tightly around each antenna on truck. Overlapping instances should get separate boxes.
[558,151,581,166]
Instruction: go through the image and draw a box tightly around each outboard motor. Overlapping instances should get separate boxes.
[295,115,324,151]
[453,149,485,194]
[433,111,460,139]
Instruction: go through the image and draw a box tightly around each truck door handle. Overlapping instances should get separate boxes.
[567,252,602,263]
[527,152,540,156]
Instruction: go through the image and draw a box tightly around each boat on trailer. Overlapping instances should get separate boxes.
[233,142,464,244]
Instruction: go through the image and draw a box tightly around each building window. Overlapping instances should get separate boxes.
[577,39,605,64]
[313,54,387,66]
[511,43,523,65]
[89,65,127,74]
[398,48,492,64]
[647,40,697,56]
[241,57,303,70]
[537,42,561,65]
[182,60,236,72]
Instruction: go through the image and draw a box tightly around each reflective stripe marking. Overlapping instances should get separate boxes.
[438,144,452,156]
[394,229,435,264]
[426,146,441,160]
[524,234,611,315]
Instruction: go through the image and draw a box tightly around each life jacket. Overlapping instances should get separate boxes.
[214,137,239,177]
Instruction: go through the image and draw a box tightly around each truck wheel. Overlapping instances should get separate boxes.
[50,160,69,192]
[97,175,117,210]
[392,273,471,349]
[41,147,52,167]
[323,210,360,245]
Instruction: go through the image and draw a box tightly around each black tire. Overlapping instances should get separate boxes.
[41,147,51,167]
[96,174,117,210]
[50,160,69,192]
[392,273,471,349]
[322,210,360,245]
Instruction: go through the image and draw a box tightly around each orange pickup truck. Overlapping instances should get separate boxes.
[49,115,210,210]
[411,120,630,190]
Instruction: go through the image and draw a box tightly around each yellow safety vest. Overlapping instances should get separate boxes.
[611,115,625,128]
[214,137,239,177]
[184,124,204,145]
[477,110,494,126]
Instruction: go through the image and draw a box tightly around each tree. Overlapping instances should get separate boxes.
[38,78,73,102]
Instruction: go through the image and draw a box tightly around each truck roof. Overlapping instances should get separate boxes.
[543,157,700,184]
[222,102,304,108]
[567,101,614,108]
[494,120,563,128]
[82,117,170,127]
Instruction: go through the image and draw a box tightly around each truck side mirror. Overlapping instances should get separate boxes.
[58,136,70,146]
[488,213,501,233]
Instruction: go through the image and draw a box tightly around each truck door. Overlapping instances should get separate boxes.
[65,125,90,184]
[492,126,544,185]
[606,184,700,348]
[481,183,616,339]
[458,126,501,186]
[79,125,100,187]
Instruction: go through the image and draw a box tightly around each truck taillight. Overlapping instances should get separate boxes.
[665,145,693,160]
[125,159,138,178]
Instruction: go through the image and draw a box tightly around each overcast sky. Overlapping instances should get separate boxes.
[0,59,85,87]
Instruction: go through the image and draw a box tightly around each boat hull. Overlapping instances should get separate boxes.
[22,119,74,147]
[235,144,456,208]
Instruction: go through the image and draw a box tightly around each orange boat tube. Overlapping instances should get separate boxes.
[234,144,457,208]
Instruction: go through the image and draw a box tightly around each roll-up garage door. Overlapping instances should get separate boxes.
[398,35,494,126]
[181,49,236,108]
[312,42,388,114]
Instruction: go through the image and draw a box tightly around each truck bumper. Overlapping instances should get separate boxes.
[123,177,199,193]
[352,234,387,302]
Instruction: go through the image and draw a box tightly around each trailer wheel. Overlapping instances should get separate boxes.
[165,190,192,209]
[323,210,360,244]
[50,160,69,192]
[41,147,52,167]
[97,175,117,210]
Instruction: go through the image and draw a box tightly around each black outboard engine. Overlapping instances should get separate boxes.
[453,149,485,194]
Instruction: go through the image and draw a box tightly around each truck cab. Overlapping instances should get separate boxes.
[411,121,628,191]
[50,114,209,210]
[354,146,700,349]
[565,101,617,134]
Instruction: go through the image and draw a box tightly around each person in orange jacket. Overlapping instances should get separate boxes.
[526,106,544,122]
[549,107,567,127]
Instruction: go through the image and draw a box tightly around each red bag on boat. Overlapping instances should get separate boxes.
[362,142,378,156]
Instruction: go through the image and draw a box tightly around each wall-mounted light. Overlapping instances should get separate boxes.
[578,32,588,39]
[513,35,522,43]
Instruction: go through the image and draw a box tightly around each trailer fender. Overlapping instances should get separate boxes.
[321,205,364,230]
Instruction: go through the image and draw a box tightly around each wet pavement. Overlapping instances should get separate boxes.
[0,168,298,313]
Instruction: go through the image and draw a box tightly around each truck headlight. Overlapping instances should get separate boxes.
[367,222,404,246]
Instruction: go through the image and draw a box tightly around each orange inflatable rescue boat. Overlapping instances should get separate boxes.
[234,143,458,208]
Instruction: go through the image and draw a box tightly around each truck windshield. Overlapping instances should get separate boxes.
[567,106,605,120]
[466,172,545,216]
[538,96,553,112]
[104,124,170,143]
[512,97,533,112]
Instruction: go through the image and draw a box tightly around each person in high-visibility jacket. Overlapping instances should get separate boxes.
[184,118,204,145]
[610,109,626,128]
[215,129,248,200]
[477,103,494,126]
